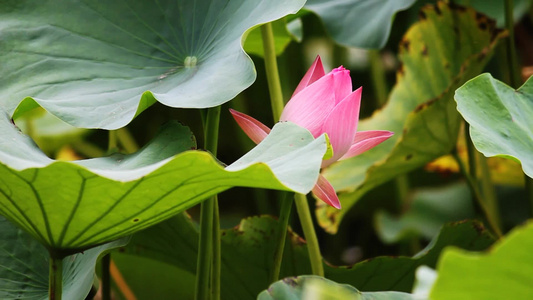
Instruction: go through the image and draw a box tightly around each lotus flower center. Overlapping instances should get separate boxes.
[184,56,198,68]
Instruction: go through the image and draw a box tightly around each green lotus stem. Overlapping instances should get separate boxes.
[464,124,477,179]
[504,0,521,88]
[261,21,306,282]
[261,23,284,122]
[294,193,324,276]
[195,106,221,300]
[270,192,292,282]
[477,152,502,231]
[211,198,221,300]
[116,127,139,153]
[49,255,63,300]
[452,151,503,238]
[369,50,388,107]
[369,49,411,214]
[108,130,118,152]
[102,129,118,300]
[101,254,111,300]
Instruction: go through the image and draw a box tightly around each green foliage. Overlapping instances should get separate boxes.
[375,182,475,243]
[1,0,305,129]
[303,0,416,49]
[456,0,533,27]
[258,276,416,300]
[318,2,506,233]
[326,220,494,292]
[455,73,533,178]
[0,116,328,253]
[431,221,533,299]
[0,216,127,300]
[116,214,493,299]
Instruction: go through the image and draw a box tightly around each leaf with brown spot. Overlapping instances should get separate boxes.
[318,2,506,234]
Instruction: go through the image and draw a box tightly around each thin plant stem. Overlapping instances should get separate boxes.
[49,255,63,300]
[464,124,477,179]
[452,151,503,238]
[101,254,111,300]
[261,23,284,122]
[108,130,118,152]
[294,193,324,276]
[270,192,292,282]
[477,152,502,230]
[110,259,137,300]
[369,50,388,107]
[261,21,302,282]
[504,0,521,88]
[369,48,413,226]
[211,198,221,300]
[101,129,118,300]
[195,106,221,300]
[116,128,139,153]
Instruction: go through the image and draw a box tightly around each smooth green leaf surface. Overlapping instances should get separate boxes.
[0,110,327,253]
[318,3,505,233]
[455,73,533,178]
[0,0,305,129]
[375,182,475,243]
[257,276,416,300]
[0,216,127,300]
[118,215,493,299]
[430,220,533,299]
[303,0,416,49]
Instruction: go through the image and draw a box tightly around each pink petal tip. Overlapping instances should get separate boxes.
[229,109,271,144]
[312,174,341,209]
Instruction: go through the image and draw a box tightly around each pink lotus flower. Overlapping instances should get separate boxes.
[230,56,393,209]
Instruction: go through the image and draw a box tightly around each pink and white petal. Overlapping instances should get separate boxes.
[320,87,362,166]
[229,109,271,144]
[280,73,336,137]
[330,66,353,104]
[292,56,326,97]
[312,174,341,209]
[339,130,394,160]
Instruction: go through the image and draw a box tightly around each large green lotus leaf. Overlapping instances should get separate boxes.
[0,215,127,300]
[430,220,533,299]
[303,0,416,49]
[118,214,493,299]
[317,2,506,234]
[257,276,416,300]
[455,73,533,178]
[0,0,305,129]
[0,109,328,254]
[375,182,475,243]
